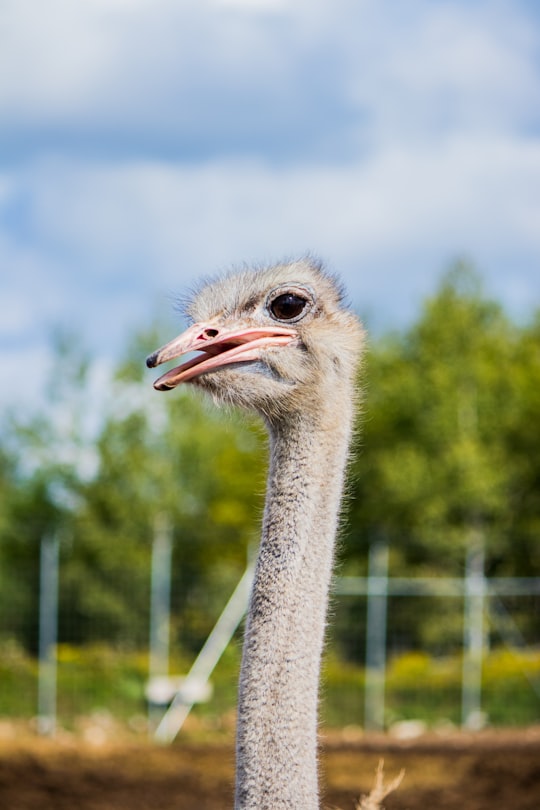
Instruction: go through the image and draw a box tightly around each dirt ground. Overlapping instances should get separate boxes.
[0,727,539,810]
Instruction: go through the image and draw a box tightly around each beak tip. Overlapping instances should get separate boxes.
[146,353,158,369]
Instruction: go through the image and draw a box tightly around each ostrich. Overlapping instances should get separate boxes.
[147,258,364,810]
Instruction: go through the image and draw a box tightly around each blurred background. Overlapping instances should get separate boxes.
[0,0,539,741]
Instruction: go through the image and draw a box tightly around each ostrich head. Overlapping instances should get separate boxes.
[147,258,363,424]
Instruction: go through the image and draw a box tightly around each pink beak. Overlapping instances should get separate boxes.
[147,322,297,391]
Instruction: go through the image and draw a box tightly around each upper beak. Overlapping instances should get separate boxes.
[146,321,297,391]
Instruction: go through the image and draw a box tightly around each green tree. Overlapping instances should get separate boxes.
[0,330,94,651]
[348,263,516,564]
[2,269,539,662]
[61,328,266,650]
[499,311,540,575]
[341,263,539,655]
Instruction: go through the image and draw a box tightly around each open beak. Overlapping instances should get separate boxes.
[146,322,297,391]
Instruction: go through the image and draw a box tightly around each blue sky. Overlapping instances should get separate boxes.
[1,0,540,414]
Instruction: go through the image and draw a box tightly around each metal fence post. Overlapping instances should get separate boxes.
[149,513,173,728]
[38,532,59,736]
[462,535,486,728]
[364,539,389,731]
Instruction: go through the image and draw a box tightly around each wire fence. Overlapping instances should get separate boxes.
[1,530,539,740]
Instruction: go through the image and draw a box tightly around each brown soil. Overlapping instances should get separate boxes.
[0,728,539,809]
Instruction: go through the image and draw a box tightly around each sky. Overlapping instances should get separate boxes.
[1,0,540,416]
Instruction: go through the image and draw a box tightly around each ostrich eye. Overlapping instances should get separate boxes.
[269,293,308,321]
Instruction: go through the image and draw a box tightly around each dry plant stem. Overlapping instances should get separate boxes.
[356,760,405,810]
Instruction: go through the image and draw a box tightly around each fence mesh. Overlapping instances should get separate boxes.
[1,538,539,737]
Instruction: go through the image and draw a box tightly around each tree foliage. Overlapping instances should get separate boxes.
[1,264,539,656]
[347,262,530,573]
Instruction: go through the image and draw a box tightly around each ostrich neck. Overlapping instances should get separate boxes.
[235,401,355,810]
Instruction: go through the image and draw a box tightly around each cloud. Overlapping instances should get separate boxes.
[1,0,538,163]
[0,0,539,414]
[352,2,540,141]
[2,133,539,350]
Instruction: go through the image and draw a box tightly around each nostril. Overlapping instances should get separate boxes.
[202,328,219,339]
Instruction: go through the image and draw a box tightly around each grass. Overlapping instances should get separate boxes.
[0,640,539,732]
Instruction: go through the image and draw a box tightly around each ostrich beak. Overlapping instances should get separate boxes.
[146,322,297,391]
